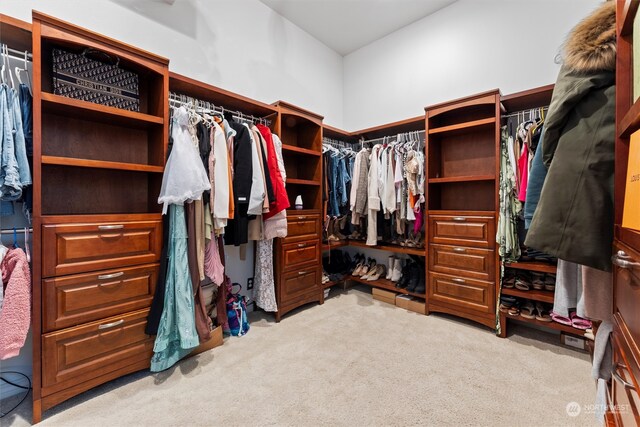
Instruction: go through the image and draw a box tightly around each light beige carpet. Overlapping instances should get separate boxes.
[2,287,597,427]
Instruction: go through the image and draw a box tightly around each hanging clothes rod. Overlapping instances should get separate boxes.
[169,91,271,126]
[0,227,32,235]
[502,106,549,120]
[1,44,32,61]
[322,137,351,147]
[361,129,426,146]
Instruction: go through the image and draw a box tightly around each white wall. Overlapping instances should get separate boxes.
[2,0,345,127]
[343,0,603,131]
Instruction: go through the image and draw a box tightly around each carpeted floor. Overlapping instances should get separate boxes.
[2,287,598,427]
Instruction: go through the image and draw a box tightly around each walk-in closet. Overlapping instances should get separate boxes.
[0,1,635,426]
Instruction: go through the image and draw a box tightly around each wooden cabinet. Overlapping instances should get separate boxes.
[272,101,324,321]
[425,91,501,329]
[610,3,640,424]
[43,264,158,331]
[30,12,169,422]
[41,219,162,277]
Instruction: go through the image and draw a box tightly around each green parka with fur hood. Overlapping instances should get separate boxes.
[525,2,616,271]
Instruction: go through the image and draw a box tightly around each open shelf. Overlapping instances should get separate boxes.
[503,261,557,274]
[281,145,321,157]
[428,117,495,135]
[41,92,164,128]
[348,240,425,256]
[41,164,162,215]
[42,156,164,173]
[283,151,322,182]
[428,180,496,211]
[501,287,554,304]
[349,275,426,299]
[428,175,494,184]
[286,178,320,186]
[501,312,587,337]
[428,126,496,179]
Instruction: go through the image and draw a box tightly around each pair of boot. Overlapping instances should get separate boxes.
[396,259,425,294]
[326,215,348,242]
[385,256,403,282]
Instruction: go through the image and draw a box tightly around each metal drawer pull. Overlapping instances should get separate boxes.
[452,217,466,222]
[297,243,306,248]
[297,216,306,220]
[612,251,640,269]
[98,224,124,230]
[98,319,124,330]
[453,247,466,253]
[98,272,124,280]
[298,271,307,275]
[613,371,635,390]
[452,278,466,284]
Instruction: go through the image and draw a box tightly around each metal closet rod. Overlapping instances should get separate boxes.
[169,91,271,126]
[361,129,426,146]
[0,227,32,234]
[1,45,32,61]
[502,106,549,120]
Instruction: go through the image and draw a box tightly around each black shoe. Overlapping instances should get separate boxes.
[413,263,425,294]
[396,261,410,288]
[406,262,420,292]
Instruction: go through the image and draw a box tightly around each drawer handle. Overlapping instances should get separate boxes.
[452,278,466,284]
[298,271,307,275]
[453,247,466,253]
[98,319,124,330]
[98,272,124,280]
[612,251,640,270]
[297,216,306,220]
[297,243,306,248]
[98,224,124,231]
[613,371,635,390]
[452,217,466,222]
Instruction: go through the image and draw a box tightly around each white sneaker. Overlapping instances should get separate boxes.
[386,256,395,280]
[391,259,402,282]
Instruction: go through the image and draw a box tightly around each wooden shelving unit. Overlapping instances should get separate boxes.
[349,275,426,299]
[347,240,425,256]
[425,90,501,329]
[498,84,559,340]
[31,11,169,422]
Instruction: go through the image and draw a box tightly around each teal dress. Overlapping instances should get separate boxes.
[150,204,199,372]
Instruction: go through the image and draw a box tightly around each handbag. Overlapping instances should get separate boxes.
[52,47,140,111]
[225,283,250,337]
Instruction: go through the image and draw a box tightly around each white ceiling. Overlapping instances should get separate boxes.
[260,0,458,55]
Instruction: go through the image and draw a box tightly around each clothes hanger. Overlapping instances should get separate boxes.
[23,227,30,263]
[12,227,19,249]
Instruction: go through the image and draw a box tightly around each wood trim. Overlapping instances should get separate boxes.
[428,175,495,184]
[353,115,425,139]
[619,97,640,138]
[425,89,500,116]
[0,14,32,52]
[501,287,555,304]
[42,156,164,173]
[322,123,357,140]
[428,301,496,329]
[41,92,165,125]
[273,100,324,122]
[32,10,168,65]
[169,72,277,117]
[620,0,639,36]
[287,178,321,186]
[281,144,322,157]
[347,240,426,256]
[500,84,554,112]
[428,117,495,135]
[503,260,557,274]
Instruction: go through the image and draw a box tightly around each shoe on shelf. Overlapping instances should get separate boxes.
[396,261,410,288]
[514,273,531,291]
[386,256,395,280]
[531,272,545,290]
[544,274,556,292]
[502,269,516,288]
[360,258,376,279]
[391,258,403,282]
[405,262,420,292]
[367,265,386,281]
[413,262,425,294]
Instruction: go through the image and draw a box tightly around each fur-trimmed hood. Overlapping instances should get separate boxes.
[563,1,616,73]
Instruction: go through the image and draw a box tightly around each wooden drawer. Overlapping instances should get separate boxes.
[282,240,319,271]
[428,272,495,314]
[41,309,153,395]
[615,243,640,346]
[279,265,320,305]
[43,264,158,332]
[612,328,640,425]
[428,214,495,248]
[285,213,320,242]
[429,244,495,281]
[42,219,162,277]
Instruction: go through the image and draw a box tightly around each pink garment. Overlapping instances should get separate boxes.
[204,237,225,286]
[0,248,31,360]
[517,142,529,202]
[413,205,423,235]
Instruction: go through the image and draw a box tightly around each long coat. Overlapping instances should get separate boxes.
[525,1,616,271]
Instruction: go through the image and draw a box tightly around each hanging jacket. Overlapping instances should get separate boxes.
[264,133,288,239]
[258,125,290,219]
[526,1,616,271]
[0,248,31,360]
[224,122,253,246]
